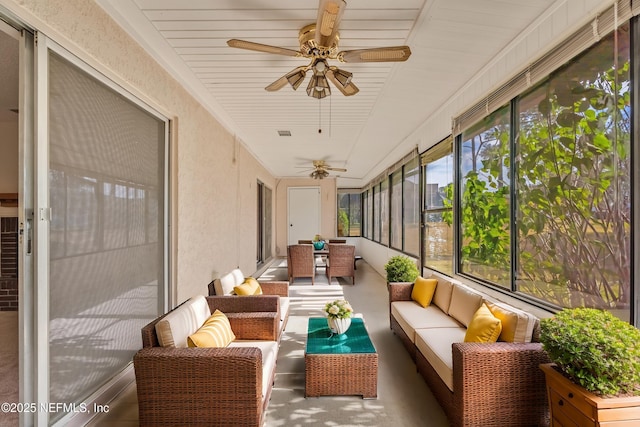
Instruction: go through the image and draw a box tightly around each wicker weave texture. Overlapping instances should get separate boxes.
[305,353,378,398]
[287,244,315,284]
[326,244,356,285]
[134,346,265,426]
[453,342,550,426]
[258,280,290,297]
[134,295,282,426]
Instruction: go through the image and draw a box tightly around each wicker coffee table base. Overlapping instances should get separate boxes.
[305,353,378,398]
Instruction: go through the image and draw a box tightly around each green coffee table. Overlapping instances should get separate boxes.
[305,317,378,398]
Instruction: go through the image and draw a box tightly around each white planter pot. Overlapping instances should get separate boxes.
[328,317,352,334]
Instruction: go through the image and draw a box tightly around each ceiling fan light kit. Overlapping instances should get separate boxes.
[307,74,331,99]
[310,169,330,179]
[286,68,307,90]
[332,68,352,86]
[226,0,411,100]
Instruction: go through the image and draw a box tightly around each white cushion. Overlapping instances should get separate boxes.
[447,284,484,327]
[391,301,462,343]
[231,268,245,287]
[155,295,212,348]
[229,340,279,400]
[214,272,238,295]
[432,278,454,313]
[485,299,538,343]
[415,327,466,391]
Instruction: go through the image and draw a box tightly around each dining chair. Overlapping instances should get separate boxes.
[329,239,346,244]
[325,244,356,285]
[287,244,315,285]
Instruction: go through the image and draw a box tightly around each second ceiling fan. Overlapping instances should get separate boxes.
[227,0,412,99]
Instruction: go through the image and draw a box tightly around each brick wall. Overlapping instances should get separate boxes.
[0,217,18,311]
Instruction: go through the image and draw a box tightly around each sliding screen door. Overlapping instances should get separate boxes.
[46,49,167,421]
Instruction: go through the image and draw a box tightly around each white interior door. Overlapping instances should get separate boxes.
[288,187,320,245]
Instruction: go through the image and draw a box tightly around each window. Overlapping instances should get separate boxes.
[365,188,373,238]
[452,18,633,322]
[403,157,420,256]
[389,156,420,255]
[390,170,403,249]
[373,186,380,242]
[459,106,511,287]
[337,192,361,237]
[422,139,453,275]
[379,179,390,246]
[515,24,630,314]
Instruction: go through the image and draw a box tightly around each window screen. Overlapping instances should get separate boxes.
[47,52,166,416]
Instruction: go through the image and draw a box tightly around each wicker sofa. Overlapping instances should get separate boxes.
[388,276,550,427]
[208,268,290,337]
[133,295,281,426]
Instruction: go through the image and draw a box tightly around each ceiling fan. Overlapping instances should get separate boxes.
[226,0,412,99]
[300,160,347,179]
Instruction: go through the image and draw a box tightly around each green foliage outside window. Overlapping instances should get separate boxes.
[448,27,630,316]
[516,46,631,311]
[458,108,511,287]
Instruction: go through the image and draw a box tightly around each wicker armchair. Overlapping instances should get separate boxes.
[287,244,315,285]
[134,296,280,427]
[326,243,356,285]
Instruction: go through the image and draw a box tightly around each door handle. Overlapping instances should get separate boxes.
[24,209,33,255]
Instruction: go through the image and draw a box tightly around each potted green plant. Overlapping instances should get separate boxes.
[539,308,640,425]
[384,255,419,283]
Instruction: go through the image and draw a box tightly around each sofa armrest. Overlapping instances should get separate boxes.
[452,342,550,426]
[227,312,279,341]
[388,282,414,302]
[207,295,279,313]
[134,346,262,426]
[258,280,289,297]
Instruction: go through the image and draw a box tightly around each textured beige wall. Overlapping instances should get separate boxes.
[274,177,337,257]
[4,0,276,304]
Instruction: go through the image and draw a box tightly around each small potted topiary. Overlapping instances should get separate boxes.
[539,308,640,424]
[384,255,419,284]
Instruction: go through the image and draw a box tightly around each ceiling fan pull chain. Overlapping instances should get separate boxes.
[318,97,322,134]
[329,93,332,137]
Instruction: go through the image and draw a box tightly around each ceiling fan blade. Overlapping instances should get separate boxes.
[315,0,346,48]
[326,69,359,96]
[339,46,412,63]
[227,39,301,57]
[265,75,288,92]
[326,167,348,172]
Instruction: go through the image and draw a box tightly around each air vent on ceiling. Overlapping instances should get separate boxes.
[277,130,291,137]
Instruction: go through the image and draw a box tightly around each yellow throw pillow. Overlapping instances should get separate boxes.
[234,276,263,295]
[187,309,236,348]
[411,277,438,308]
[464,303,502,343]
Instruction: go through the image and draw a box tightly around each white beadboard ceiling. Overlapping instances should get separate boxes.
[96,0,557,186]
